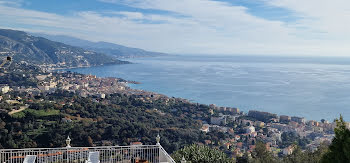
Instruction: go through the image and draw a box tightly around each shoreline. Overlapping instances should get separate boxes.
[43,60,132,71]
[53,58,346,123]
[67,68,339,123]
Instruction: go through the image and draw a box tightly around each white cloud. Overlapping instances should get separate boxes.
[115,11,144,20]
[0,0,23,7]
[265,0,350,39]
[0,0,349,56]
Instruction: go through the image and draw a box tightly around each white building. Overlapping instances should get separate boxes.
[246,126,255,134]
[200,124,210,133]
[1,85,10,94]
[210,116,226,125]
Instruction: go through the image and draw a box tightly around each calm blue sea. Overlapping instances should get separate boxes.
[68,55,350,121]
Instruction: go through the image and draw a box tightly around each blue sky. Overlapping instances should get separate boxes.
[0,0,349,56]
[18,0,296,21]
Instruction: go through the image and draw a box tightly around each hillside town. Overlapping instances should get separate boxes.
[0,64,348,159]
[200,107,341,157]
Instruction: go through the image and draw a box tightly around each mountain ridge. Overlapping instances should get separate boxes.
[31,33,167,58]
[0,29,129,69]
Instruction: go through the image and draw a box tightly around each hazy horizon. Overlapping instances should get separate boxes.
[9,30,350,58]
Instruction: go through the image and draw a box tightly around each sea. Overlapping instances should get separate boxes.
[67,55,350,121]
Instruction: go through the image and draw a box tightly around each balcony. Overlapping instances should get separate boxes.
[0,135,176,163]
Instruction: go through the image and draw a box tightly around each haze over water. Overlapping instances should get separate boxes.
[69,55,350,121]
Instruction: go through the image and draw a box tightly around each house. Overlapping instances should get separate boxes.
[283,145,296,155]
[228,107,240,114]
[228,128,235,135]
[223,142,230,150]
[249,132,257,138]
[209,109,214,115]
[233,148,243,157]
[219,126,229,133]
[0,85,10,94]
[236,142,243,148]
[346,122,350,130]
[62,118,72,123]
[254,121,265,127]
[291,116,306,124]
[289,121,299,128]
[314,127,324,132]
[130,142,143,146]
[210,116,226,125]
[249,145,256,151]
[241,119,253,126]
[219,107,226,111]
[265,142,272,151]
[235,135,241,141]
[200,125,210,133]
[246,126,255,134]
[280,115,291,122]
[36,75,48,81]
[204,140,212,145]
[209,104,216,109]
[79,91,88,98]
[270,123,290,131]
[307,120,317,126]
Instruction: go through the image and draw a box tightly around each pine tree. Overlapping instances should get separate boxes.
[321,115,350,163]
[282,146,309,163]
[250,142,278,163]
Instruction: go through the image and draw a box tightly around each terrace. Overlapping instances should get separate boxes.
[0,135,177,163]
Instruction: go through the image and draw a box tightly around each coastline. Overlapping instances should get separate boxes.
[57,55,349,122]
[43,60,132,71]
[2,61,339,155]
[67,68,336,123]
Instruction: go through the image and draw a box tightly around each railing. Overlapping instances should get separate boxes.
[0,145,175,163]
[159,146,176,163]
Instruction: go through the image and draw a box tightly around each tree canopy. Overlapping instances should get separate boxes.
[172,144,233,163]
[250,142,278,163]
[321,115,350,163]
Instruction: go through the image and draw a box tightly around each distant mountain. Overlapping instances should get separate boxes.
[0,29,129,68]
[31,33,166,58]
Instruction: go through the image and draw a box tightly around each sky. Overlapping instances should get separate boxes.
[0,0,350,56]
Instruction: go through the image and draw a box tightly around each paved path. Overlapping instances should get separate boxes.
[8,105,29,115]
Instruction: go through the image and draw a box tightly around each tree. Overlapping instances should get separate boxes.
[321,115,350,163]
[87,136,94,147]
[282,144,328,163]
[307,143,328,163]
[250,142,278,163]
[172,144,233,163]
[282,146,307,163]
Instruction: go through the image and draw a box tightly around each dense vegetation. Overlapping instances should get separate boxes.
[0,63,39,87]
[280,131,310,148]
[0,89,214,153]
[172,144,233,163]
